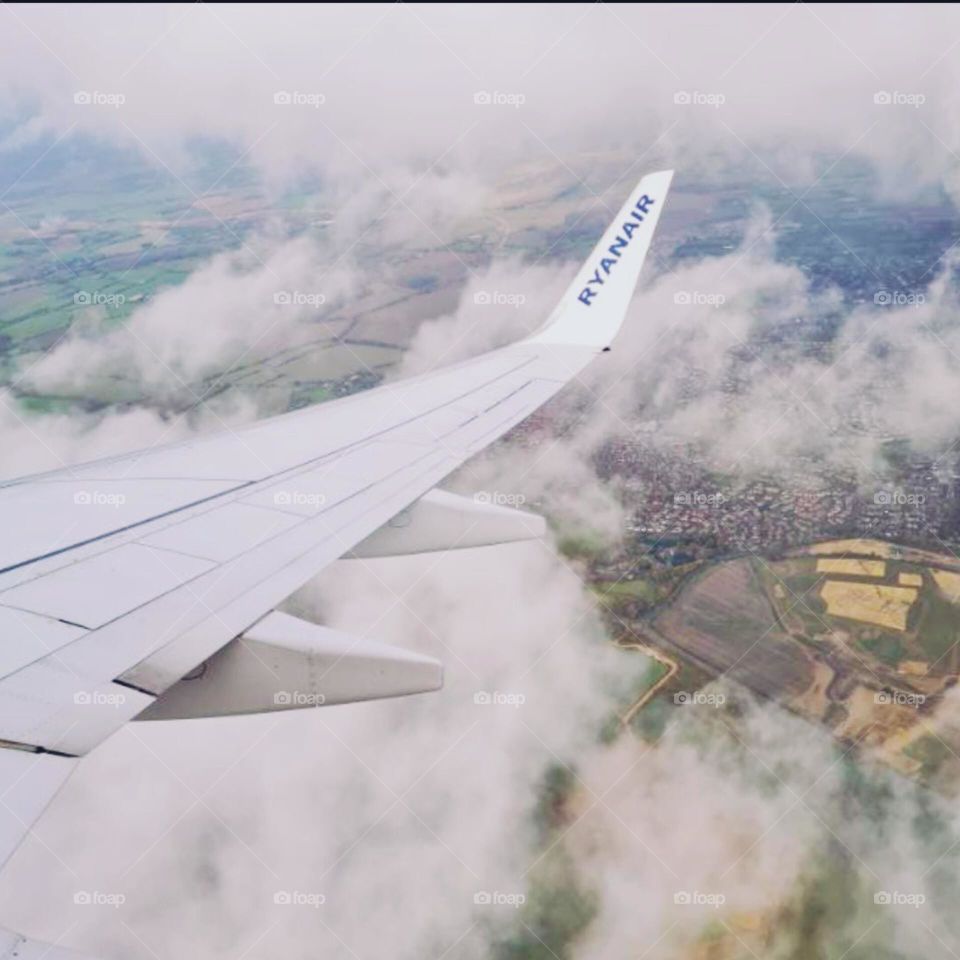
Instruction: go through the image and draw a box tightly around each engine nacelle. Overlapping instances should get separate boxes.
[349,488,545,558]
[136,611,442,720]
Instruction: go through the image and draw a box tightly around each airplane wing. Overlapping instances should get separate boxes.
[0,170,672,956]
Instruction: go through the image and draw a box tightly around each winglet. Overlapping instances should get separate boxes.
[527,169,673,350]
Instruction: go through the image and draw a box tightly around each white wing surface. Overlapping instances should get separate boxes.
[0,170,673,956]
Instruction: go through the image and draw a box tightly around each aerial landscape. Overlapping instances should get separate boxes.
[3,4,960,960]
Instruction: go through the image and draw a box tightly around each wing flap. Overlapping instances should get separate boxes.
[0,544,215,630]
[140,502,302,563]
[0,478,240,575]
[0,608,84,678]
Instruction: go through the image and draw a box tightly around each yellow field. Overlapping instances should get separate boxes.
[931,569,960,603]
[816,558,886,577]
[812,539,893,559]
[898,660,929,676]
[820,581,917,631]
[899,572,923,587]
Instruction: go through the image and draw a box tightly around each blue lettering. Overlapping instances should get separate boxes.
[608,235,628,257]
[574,194,657,306]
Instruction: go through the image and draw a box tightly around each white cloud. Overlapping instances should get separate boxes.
[2,7,960,958]
[2,5,960,199]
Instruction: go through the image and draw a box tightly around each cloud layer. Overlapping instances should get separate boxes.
[4,5,960,199]
[2,6,960,960]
